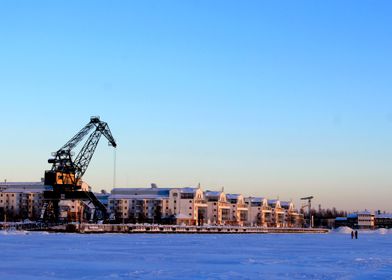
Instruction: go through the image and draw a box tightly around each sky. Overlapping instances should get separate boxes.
[0,1,391,212]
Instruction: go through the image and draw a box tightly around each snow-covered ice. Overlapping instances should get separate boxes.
[0,231,391,279]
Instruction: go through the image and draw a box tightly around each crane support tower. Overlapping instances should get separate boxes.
[300,196,314,228]
[42,116,117,222]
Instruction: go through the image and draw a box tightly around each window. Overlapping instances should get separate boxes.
[181,193,194,199]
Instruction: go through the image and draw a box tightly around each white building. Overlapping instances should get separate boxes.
[0,182,49,221]
[357,211,375,229]
[245,197,272,227]
[108,185,171,223]
[226,194,248,226]
[204,191,230,225]
[169,187,207,225]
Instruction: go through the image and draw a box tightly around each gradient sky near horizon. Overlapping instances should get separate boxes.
[1,1,391,212]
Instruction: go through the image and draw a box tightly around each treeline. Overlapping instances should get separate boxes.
[300,207,348,228]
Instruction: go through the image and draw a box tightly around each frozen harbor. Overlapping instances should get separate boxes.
[0,230,391,279]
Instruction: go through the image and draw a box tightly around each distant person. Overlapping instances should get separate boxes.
[355,230,358,239]
[351,231,354,239]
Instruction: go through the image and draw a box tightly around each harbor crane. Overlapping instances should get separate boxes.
[300,196,314,228]
[41,116,117,222]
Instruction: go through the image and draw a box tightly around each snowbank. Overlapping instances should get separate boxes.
[0,230,30,235]
[333,227,392,234]
[333,226,353,234]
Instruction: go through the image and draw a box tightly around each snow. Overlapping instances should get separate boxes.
[333,227,392,235]
[0,231,391,279]
[333,226,355,234]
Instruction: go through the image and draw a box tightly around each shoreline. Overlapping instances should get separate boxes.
[54,224,329,234]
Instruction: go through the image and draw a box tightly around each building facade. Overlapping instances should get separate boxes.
[1,181,304,228]
[0,182,49,221]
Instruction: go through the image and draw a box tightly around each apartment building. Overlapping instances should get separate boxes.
[1,181,305,228]
[169,187,207,225]
[0,182,49,221]
[226,194,248,226]
[204,191,230,225]
[108,185,171,223]
[245,197,273,227]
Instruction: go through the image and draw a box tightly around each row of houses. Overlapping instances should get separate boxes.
[99,184,304,227]
[0,181,304,227]
[335,211,392,229]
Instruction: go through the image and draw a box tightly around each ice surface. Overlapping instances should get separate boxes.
[0,231,391,279]
[332,227,392,235]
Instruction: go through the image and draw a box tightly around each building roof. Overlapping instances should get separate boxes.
[0,182,51,193]
[205,191,222,197]
[358,210,372,215]
[111,187,170,197]
[180,187,198,194]
[226,194,241,200]
[376,213,392,219]
[0,182,45,186]
[109,194,167,200]
[268,199,279,206]
[280,201,292,209]
[248,197,265,203]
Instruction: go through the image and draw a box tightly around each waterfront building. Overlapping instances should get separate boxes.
[375,213,392,228]
[108,185,171,223]
[268,200,286,227]
[204,190,230,225]
[0,181,306,228]
[334,211,375,229]
[281,201,303,228]
[169,187,207,225]
[245,197,272,227]
[0,182,49,221]
[226,194,248,226]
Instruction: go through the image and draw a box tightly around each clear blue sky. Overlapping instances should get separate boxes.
[0,1,391,211]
